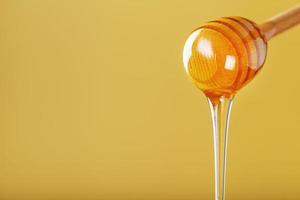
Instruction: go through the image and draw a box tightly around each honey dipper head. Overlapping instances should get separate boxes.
[183,17,267,99]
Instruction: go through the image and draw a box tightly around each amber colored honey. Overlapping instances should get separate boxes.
[183,17,268,102]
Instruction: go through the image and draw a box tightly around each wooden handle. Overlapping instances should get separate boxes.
[260,4,300,41]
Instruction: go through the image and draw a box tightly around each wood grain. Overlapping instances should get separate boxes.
[260,4,300,41]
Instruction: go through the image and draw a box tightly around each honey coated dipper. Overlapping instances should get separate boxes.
[183,4,300,103]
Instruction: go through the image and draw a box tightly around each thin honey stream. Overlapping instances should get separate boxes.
[208,96,233,200]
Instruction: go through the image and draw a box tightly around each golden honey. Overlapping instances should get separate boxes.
[183,17,268,102]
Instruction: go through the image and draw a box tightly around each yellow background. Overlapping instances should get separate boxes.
[0,0,300,199]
